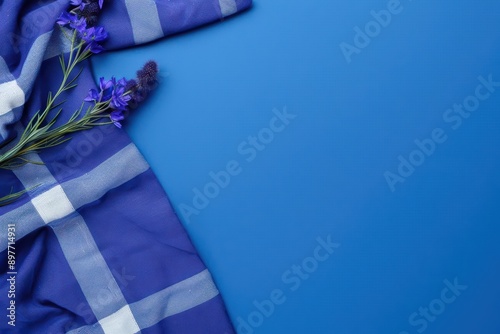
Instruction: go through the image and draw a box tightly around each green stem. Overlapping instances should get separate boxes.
[0,29,104,204]
[0,33,89,168]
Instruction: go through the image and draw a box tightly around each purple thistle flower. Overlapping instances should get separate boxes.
[80,1,101,25]
[73,0,103,26]
[124,79,137,92]
[131,89,146,103]
[127,60,159,107]
[123,79,139,108]
[137,61,158,88]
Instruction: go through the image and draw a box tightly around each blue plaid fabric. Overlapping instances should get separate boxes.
[0,0,251,332]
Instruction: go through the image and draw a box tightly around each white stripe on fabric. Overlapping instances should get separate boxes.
[0,81,25,116]
[13,152,74,225]
[131,269,219,328]
[124,0,164,44]
[0,67,20,140]
[0,109,16,139]
[0,202,45,251]
[51,214,139,326]
[17,31,52,92]
[31,185,75,224]
[44,27,72,60]
[12,152,57,190]
[0,152,59,252]
[98,305,140,334]
[0,31,52,117]
[0,56,15,83]
[219,0,238,17]
[8,146,139,329]
[61,143,149,209]
[0,143,149,250]
[69,270,219,334]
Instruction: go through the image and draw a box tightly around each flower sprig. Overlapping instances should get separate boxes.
[0,188,31,207]
[0,1,159,205]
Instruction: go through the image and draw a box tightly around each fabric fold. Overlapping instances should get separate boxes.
[0,0,251,332]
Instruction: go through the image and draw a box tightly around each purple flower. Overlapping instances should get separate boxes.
[137,61,158,88]
[79,26,107,54]
[79,26,107,43]
[110,79,131,109]
[126,61,158,107]
[124,79,137,92]
[84,41,104,54]
[84,88,99,102]
[99,77,113,90]
[72,0,103,11]
[76,0,103,26]
[110,91,131,109]
[83,70,154,129]
[56,12,77,26]
[107,77,133,126]
[110,110,124,128]
[56,11,87,32]
[85,77,114,103]
[71,17,87,32]
[70,0,85,10]
[92,26,107,41]
[98,77,113,100]
[117,77,129,87]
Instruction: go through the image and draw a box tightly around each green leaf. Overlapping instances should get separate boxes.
[0,185,40,207]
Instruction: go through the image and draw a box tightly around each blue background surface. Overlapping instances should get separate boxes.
[93,1,500,333]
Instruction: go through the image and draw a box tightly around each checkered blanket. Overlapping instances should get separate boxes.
[0,0,251,332]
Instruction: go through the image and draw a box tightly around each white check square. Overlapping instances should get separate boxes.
[99,305,140,334]
[0,80,25,116]
[31,185,75,224]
